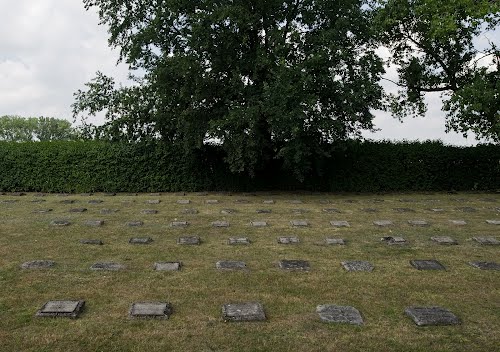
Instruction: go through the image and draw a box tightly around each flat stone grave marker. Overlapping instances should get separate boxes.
[126,221,144,227]
[104,192,116,196]
[196,192,209,196]
[373,220,393,227]
[69,208,87,213]
[473,236,500,245]
[278,260,310,271]
[149,193,161,196]
[129,302,172,319]
[486,220,500,225]
[36,300,85,319]
[381,236,407,245]
[84,220,104,227]
[456,207,476,212]
[263,200,275,204]
[405,306,460,326]
[228,237,251,245]
[431,236,458,245]
[126,193,138,196]
[325,238,346,245]
[290,220,308,227]
[429,208,445,212]
[216,260,247,270]
[180,208,198,214]
[141,209,158,214]
[278,236,300,244]
[60,200,76,204]
[291,208,308,214]
[177,236,201,245]
[362,208,378,213]
[154,262,181,271]
[393,208,415,213]
[343,199,358,203]
[80,239,103,245]
[31,199,46,203]
[100,208,118,214]
[449,220,467,226]
[330,221,350,227]
[289,200,303,204]
[32,209,53,214]
[145,199,161,204]
[410,260,446,270]
[129,237,153,245]
[342,261,374,272]
[212,220,229,227]
[21,260,55,269]
[316,305,363,325]
[205,199,219,204]
[256,209,271,214]
[469,261,500,270]
[90,262,125,271]
[234,199,250,204]
[177,199,190,204]
[250,221,268,227]
[51,219,71,226]
[400,198,418,203]
[371,199,385,203]
[171,221,189,227]
[319,199,331,204]
[408,220,429,227]
[323,208,341,213]
[88,200,103,204]
[222,302,266,322]
[221,209,237,214]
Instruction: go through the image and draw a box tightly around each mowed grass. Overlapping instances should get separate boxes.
[0,192,499,352]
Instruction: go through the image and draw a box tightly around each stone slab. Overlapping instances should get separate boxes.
[316,305,363,325]
[469,261,500,270]
[325,238,346,245]
[222,302,266,322]
[180,208,199,214]
[278,260,310,271]
[126,221,143,227]
[410,260,446,270]
[21,260,55,269]
[256,209,271,214]
[145,200,161,204]
[60,200,76,204]
[212,221,229,227]
[216,261,247,270]
[262,200,275,204]
[291,208,309,214]
[361,208,379,213]
[373,220,393,227]
[90,262,125,271]
[221,209,237,215]
[129,237,153,244]
[171,221,189,227]
[228,237,251,245]
[88,200,103,204]
[473,237,500,245]
[486,220,500,225]
[289,200,303,204]
[323,208,341,213]
[381,236,407,245]
[154,262,181,271]
[408,220,429,227]
[141,209,158,214]
[250,221,268,227]
[80,239,103,245]
[429,208,445,212]
[330,221,350,227]
[234,199,250,204]
[36,300,85,319]
[431,236,458,245]
[393,208,415,213]
[50,220,71,226]
[405,306,460,326]
[69,208,87,213]
[129,302,172,319]
[449,220,467,226]
[177,199,191,204]
[84,220,104,227]
[290,220,309,227]
[278,236,300,244]
[205,199,219,204]
[342,261,374,272]
[100,209,118,214]
[177,236,201,245]
[32,209,53,214]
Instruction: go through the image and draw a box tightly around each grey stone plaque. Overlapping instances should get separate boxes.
[381,236,407,245]
[429,208,445,212]
[21,260,55,269]
[325,238,345,245]
[290,220,309,227]
[126,221,144,227]
[323,208,341,213]
[316,305,363,325]
[51,219,71,226]
[342,261,374,272]
[373,220,393,227]
[31,199,46,203]
[216,261,247,270]
[405,306,460,326]
[177,236,201,245]
[330,221,350,227]
[80,239,103,245]
[84,220,104,227]
[33,209,53,214]
[250,221,268,227]
[149,193,161,196]
[141,209,158,214]
[221,209,237,214]
[205,199,219,204]
[362,208,378,213]
[154,262,181,271]
[60,200,76,204]
[90,262,125,271]
[289,200,303,204]
[181,208,198,214]
[256,209,271,214]
[486,220,500,225]
[177,199,191,204]
[222,302,266,321]
[145,199,160,204]
[228,237,250,245]
[343,199,358,203]
[469,261,500,270]
[129,302,172,319]
[473,236,500,245]
[410,260,446,270]
[100,208,118,214]
[431,236,458,245]
[262,200,275,204]
[129,237,153,244]
[212,220,229,227]
[36,300,85,319]
[234,199,250,204]
[408,220,429,227]
[69,208,87,213]
[393,208,415,213]
[449,220,467,226]
[88,200,103,204]
[171,221,189,227]
[278,236,300,244]
[278,260,310,271]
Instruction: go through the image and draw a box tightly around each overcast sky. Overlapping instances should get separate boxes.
[0,1,497,145]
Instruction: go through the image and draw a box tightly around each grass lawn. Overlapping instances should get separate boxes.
[0,192,499,351]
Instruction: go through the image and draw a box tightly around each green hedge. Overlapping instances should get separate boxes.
[0,141,498,192]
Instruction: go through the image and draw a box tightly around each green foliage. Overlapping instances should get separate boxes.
[0,141,498,192]
[0,115,77,142]
[73,0,385,179]
[376,0,500,142]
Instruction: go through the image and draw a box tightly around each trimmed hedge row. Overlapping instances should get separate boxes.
[0,141,498,192]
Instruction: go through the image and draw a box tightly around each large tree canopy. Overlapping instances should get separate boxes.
[0,116,77,142]
[73,0,384,178]
[376,0,500,142]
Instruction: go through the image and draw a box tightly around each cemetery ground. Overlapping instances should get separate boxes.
[0,192,498,351]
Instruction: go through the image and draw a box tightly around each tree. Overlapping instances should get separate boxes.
[0,116,77,142]
[73,0,385,178]
[376,0,500,142]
